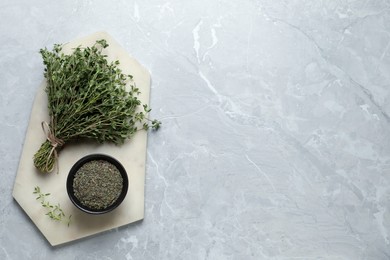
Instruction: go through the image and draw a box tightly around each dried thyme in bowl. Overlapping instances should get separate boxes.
[33,39,160,173]
[73,160,123,210]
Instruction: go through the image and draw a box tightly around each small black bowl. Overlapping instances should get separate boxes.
[66,154,129,215]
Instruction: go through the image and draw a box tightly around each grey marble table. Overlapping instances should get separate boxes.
[1,0,390,259]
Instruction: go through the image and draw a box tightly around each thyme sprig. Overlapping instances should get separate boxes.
[33,39,160,173]
[33,186,72,226]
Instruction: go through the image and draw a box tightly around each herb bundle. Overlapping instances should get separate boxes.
[33,39,160,173]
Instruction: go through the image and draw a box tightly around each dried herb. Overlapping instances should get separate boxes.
[73,160,123,210]
[33,39,161,173]
[33,186,72,226]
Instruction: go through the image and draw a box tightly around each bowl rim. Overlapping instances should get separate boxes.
[66,153,129,215]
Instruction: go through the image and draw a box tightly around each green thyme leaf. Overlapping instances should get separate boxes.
[33,186,71,226]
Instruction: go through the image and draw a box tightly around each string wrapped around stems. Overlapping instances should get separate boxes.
[33,120,64,173]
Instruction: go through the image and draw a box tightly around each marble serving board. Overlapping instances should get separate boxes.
[12,32,150,246]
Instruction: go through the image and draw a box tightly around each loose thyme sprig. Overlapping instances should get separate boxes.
[33,39,161,173]
[33,186,72,226]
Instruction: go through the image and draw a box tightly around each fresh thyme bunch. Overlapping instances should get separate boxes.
[33,39,160,173]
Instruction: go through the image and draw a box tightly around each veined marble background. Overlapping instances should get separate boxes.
[1,0,390,259]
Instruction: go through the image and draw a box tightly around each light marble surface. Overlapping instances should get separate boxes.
[1,0,390,259]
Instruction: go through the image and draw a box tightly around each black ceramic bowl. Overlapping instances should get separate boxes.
[66,154,129,215]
